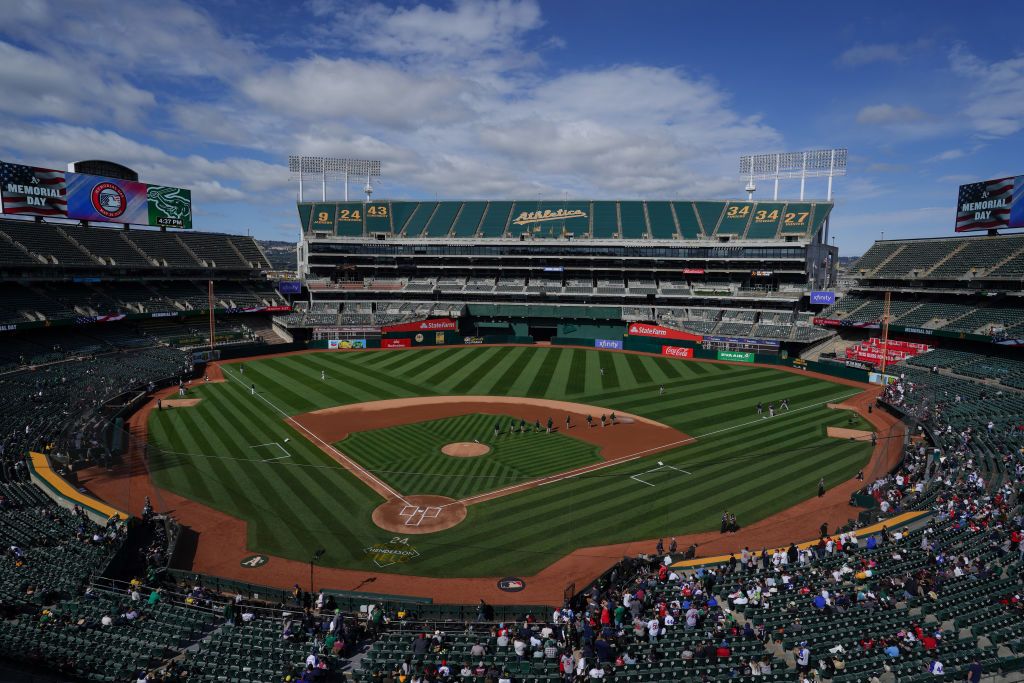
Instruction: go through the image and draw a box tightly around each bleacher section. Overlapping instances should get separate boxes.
[852,234,1024,280]
[0,220,269,274]
[819,294,1024,336]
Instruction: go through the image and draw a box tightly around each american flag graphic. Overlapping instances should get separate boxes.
[0,162,67,216]
[956,176,1013,232]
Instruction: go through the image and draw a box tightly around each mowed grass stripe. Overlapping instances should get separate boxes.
[448,348,513,394]
[525,348,564,396]
[454,346,530,396]
[422,347,492,387]
[650,356,682,380]
[624,353,653,385]
[331,354,444,397]
[563,349,589,396]
[479,347,532,396]
[597,351,620,389]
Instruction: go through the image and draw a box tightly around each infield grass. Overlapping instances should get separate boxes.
[339,413,601,498]
[146,346,873,577]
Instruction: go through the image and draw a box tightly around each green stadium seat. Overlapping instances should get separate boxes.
[645,201,677,239]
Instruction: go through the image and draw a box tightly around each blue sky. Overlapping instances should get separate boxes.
[0,1,1021,255]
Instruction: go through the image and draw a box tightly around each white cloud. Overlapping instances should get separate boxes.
[0,121,286,203]
[927,148,966,162]
[326,0,543,60]
[856,104,927,125]
[838,43,905,67]
[0,0,259,82]
[240,56,471,128]
[950,46,1024,136]
[0,41,154,126]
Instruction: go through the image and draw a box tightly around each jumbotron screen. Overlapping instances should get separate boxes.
[956,175,1024,232]
[0,160,192,229]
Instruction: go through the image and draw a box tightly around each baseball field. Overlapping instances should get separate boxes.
[145,345,873,578]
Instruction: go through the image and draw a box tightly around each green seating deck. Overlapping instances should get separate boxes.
[423,201,461,237]
[619,201,647,239]
[479,201,513,237]
[646,201,677,239]
[452,202,487,237]
[673,201,704,238]
[745,203,784,239]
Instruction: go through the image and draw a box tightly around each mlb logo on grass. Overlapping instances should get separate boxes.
[810,291,835,305]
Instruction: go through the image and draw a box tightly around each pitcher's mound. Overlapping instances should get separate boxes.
[372,495,468,534]
[441,442,491,457]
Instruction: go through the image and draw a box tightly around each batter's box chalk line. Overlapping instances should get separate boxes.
[630,461,692,487]
[399,505,444,526]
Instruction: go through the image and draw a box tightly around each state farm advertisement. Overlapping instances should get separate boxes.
[382,338,412,349]
[381,318,458,333]
[627,323,703,343]
[661,345,693,358]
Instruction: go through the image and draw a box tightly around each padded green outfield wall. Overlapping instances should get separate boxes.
[557,323,626,339]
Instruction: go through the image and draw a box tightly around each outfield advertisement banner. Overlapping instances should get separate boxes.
[223,305,291,314]
[381,318,458,333]
[626,323,703,343]
[661,345,693,358]
[0,160,192,228]
[595,339,623,349]
[327,339,366,349]
[717,350,755,363]
[810,291,835,305]
[382,338,412,349]
[463,336,484,345]
[813,317,880,330]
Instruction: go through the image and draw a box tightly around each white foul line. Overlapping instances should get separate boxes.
[221,365,409,505]
[444,390,862,508]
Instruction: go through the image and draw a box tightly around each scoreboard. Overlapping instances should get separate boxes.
[956,176,1024,232]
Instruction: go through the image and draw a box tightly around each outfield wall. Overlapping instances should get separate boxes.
[304,332,872,385]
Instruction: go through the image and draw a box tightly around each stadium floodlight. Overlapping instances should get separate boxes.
[739,148,847,201]
[288,156,382,202]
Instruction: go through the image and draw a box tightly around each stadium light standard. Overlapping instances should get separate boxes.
[288,156,381,203]
[739,148,847,245]
[309,548,326,595]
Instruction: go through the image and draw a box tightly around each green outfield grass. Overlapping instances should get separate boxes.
[146,346,873,577]
[338,413,601,499]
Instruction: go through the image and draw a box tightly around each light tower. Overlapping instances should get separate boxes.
[288,156,382,202]
[739,148,847,243]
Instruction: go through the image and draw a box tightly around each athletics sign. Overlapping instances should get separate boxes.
[512,208,586,226]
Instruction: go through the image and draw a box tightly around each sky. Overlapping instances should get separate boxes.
[0,0,1021,256]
